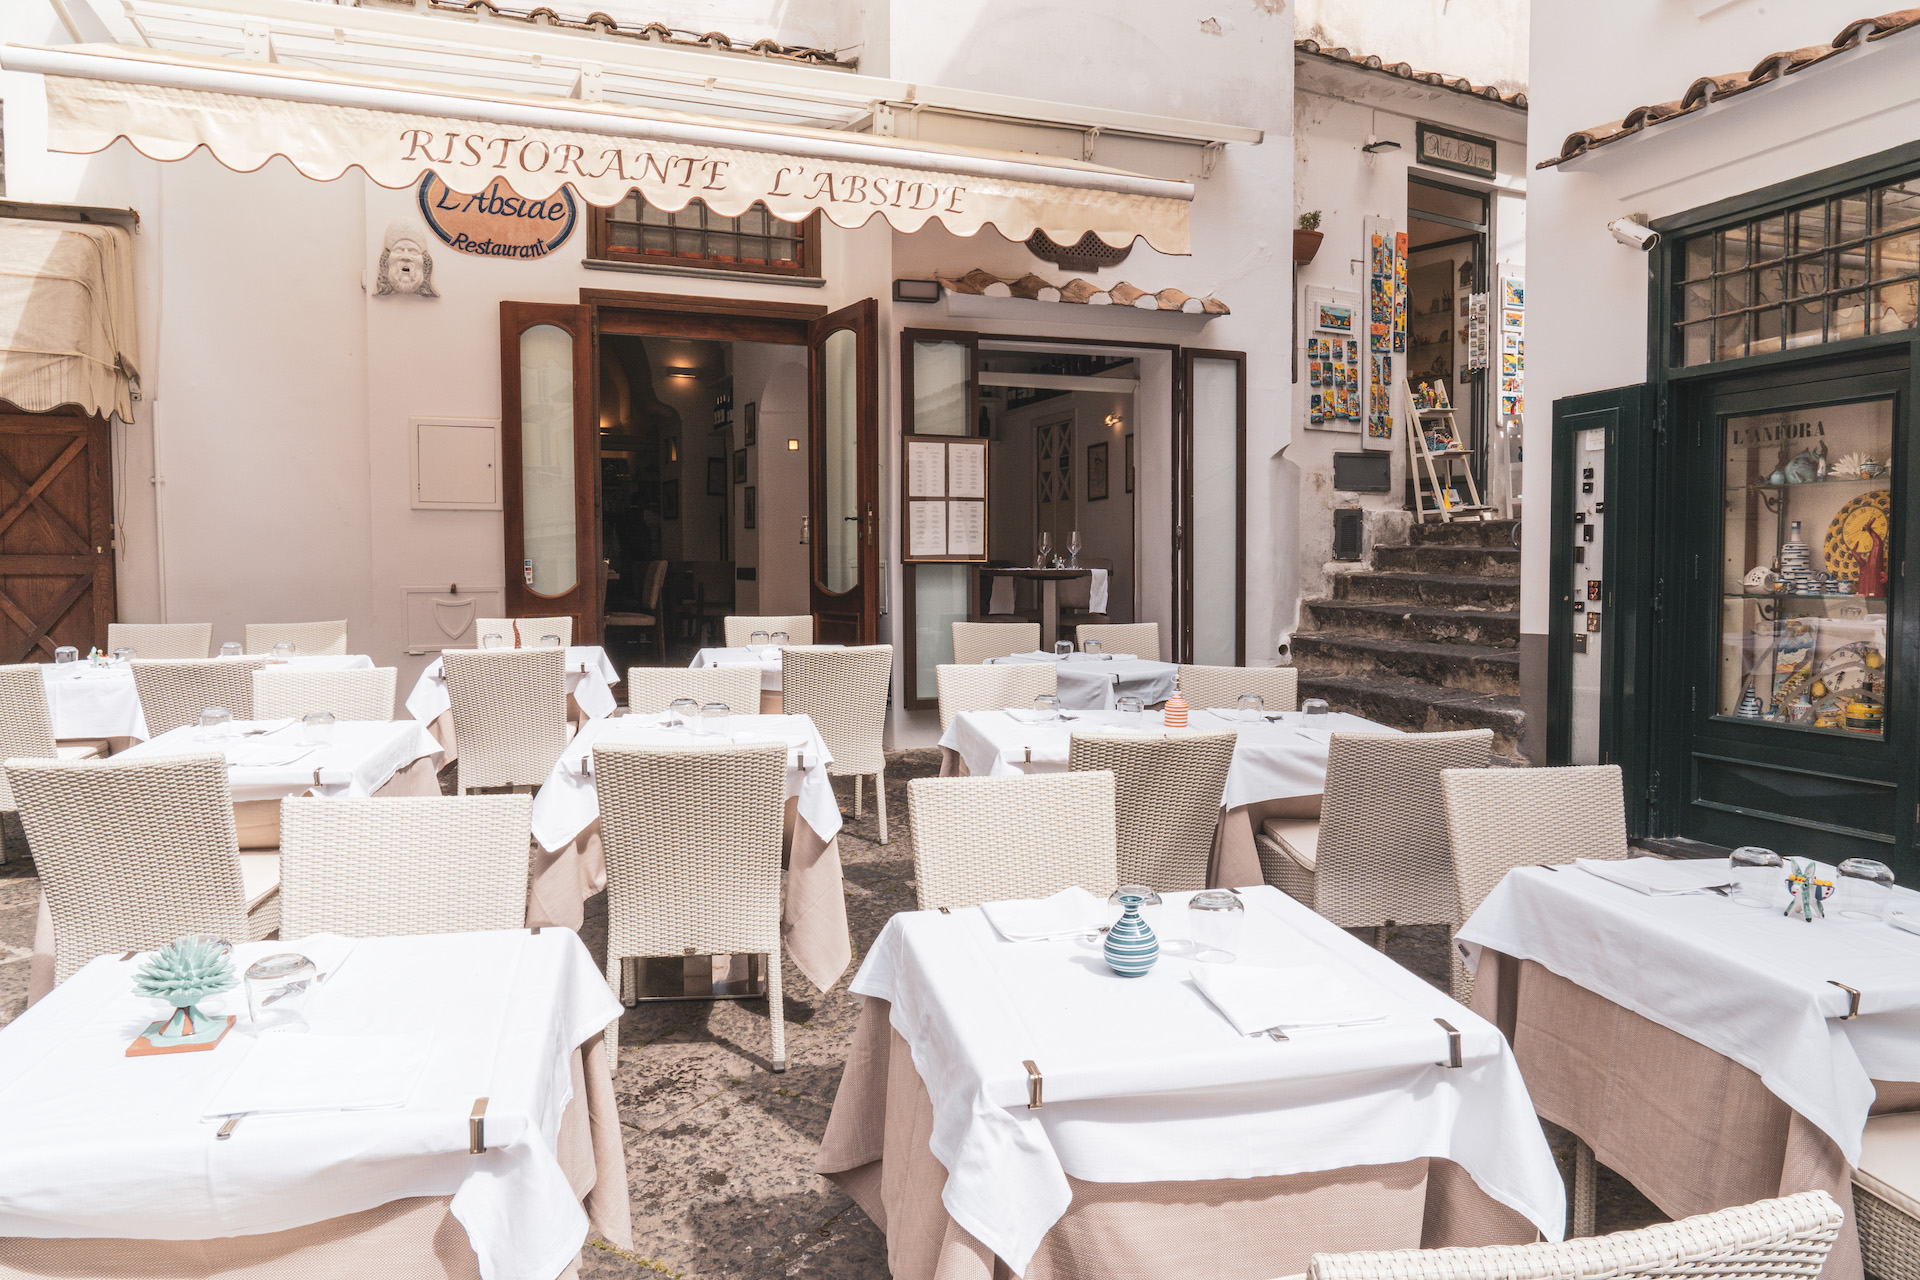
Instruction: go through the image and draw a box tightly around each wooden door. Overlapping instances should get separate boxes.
[500,302,599,641]
[0,410,114,661]
[808,299,879,644]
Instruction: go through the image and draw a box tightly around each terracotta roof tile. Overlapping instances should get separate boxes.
[935,270,1229,315]
[1294,39,1527,109]
[1539,9,1920,168]
[363,0,856,67]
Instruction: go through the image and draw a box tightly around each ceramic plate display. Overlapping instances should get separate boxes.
[1823,489,1891,576]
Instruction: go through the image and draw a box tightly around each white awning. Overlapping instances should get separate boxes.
[0,217,139,422]
[4,43,1195,254]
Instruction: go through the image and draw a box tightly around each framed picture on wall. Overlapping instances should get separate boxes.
[744,402,757,446]
[744,485,757,530]
[1125,434,1135,494]
[706,457,726,496]
[733,448,747,484]
[663,478,680,520]
[1087,441,1110,501]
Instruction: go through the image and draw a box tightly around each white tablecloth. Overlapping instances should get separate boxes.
[0,929,621,1280]
[989,568,1108,615]
[1458,861,1920,1166]
[689,644,845,693]
[852,885,1565,1274]
[405,646,620,727]
[40,655,376,744]
[117,719,444,802]
[530,712,839,853]
[939,708,1393,810]
[986,651,1178,710]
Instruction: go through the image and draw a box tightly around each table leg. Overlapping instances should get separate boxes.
[1041,579,1060,650]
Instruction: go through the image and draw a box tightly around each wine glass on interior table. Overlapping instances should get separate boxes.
[1067,530,1081,569]
[1036,532,1051,568]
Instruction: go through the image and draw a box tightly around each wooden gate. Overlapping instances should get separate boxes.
[0,410,114,661]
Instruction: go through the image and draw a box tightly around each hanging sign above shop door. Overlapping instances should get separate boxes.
[418,174,578,259]
[1415,124,1496,179]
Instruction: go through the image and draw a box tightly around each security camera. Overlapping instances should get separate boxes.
[1608,216,1660,251]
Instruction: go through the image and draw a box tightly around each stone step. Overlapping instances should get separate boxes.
[1407,517,1520,549]
[1373,543,1520,578]
[1290,632,1519,696]
[1333,571,1520,610]
[1295,670,1526,761]
[1302,599,1519,648]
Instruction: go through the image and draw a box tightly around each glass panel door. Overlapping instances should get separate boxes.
[1179,349,1245,664]
[519,324,580,597]
[808,300,878,645]
[501,301,596,638]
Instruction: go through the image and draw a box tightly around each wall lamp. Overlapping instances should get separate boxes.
[1361,138,1401,154]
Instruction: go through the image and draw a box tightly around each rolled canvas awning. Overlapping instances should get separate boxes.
[0,217,139,422]
[5,44,1194,254]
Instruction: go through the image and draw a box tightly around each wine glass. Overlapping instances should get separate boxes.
[1730,847,1782,909]
[1838,858,1896,921]
[1115,695,1145,725]
[1036,531,1052,568]
[1189,889,1246,962]
[1067,530,1082,568]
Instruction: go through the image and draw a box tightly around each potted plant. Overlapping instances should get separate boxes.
[1293,211,1324,266]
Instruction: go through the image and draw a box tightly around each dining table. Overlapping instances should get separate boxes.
[1458,857,1920,1280]
[0,928,632,1280]
[688,643,846,713]
[404,646,621,761]
[528,711,851,996]
[979,567,1091,651]
[26,718,446,1006]
[984,649,1178,710]
[40,654,376,746]
[937,707,1397,887]
[816,884,1565,1280]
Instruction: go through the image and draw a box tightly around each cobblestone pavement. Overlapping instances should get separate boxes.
[0,751,1660,1277]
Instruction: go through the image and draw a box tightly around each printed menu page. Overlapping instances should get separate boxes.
[908,500,948,557]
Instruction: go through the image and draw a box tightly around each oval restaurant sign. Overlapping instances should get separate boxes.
[416,174,577,259]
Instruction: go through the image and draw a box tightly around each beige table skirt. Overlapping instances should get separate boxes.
[0,1033,633,1279]
[531,796,851,994]
[1471,951,1920,1280]
[27,756,448,1005]
[816,996,1538,1280]
[937,748,1319,893]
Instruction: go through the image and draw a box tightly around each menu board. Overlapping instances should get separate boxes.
[902,435,990,562]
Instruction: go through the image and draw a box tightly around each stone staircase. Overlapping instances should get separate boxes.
[1294,518,1525,760]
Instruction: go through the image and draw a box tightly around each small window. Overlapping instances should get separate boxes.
[588,193,819,277]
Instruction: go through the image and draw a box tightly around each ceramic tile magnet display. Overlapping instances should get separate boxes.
[1305,287,1363,432]
[1363,217,1400,449]
[1499,270,1525,419]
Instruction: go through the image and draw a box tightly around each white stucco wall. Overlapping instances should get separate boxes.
[1296,0,1528,95]
[1523,0,1920,649]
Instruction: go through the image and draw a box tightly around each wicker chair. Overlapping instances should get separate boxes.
[1441,764,1629,1004]
[723,615,815,647]
[934,663,1059,733]
[278,795,532,938]
[1074,622,1161,660]
[0,664,104,817]
[952,621,1040,666]
[1308,1190,1844,1280]
[106,622,210,660]
[8,754,280,988]
[244,620,349,655]
[594,742,788,1069]
[473,619,517,649]
[131,656,271,735]
[1067,731,1235,892]
[625,666,761,715]
[515,616,573,648]
[1177,664,1299,712]
[442,647,569,792]
[1255,729,1492,948]
[783,645,893,842]
[1858,1114,1920,1280]
[907,771,1119,911]
[252,666,397,721]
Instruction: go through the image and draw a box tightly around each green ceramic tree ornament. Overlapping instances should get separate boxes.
[133,937,239,1045]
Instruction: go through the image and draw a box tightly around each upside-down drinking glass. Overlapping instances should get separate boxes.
[53,646,78,665]
[1188,889,1246,962]
[1730,846,1783,909]
[245,952,317,1032]
[1032,693,1061,721]
[667,697,699,728]
[749,630,771,651]
[301,710,335,747]
[270,641,295,663]
[219,642,243,657]
[1236,694,1265,717]
[770,631,790,646]
[480,632,508,650]
[112,647,135,664]
[1115,695,1145,726]
[1083,639,1103,655]
[1054,641,1074,657]
[1838,858,1896,922]
[196,707,234,741]
[698,701,731,737]
[1301,698,1330,718]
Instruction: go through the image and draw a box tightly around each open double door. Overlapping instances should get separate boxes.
[498,292,879,647]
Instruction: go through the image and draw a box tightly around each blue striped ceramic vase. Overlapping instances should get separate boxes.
[1104,893,1159,977]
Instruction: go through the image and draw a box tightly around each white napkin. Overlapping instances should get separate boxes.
[205,1033,432,1117]
[1089,568,1109,614]
[979,887,1108,942]
[1204,708,1269,723]
[1003,709,1063,724]
[1576,857,1739,896]
[1191,962,1388,1036]
[1890,911,1920,938]
[988,576,1015,615]
[225,742,320,768]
